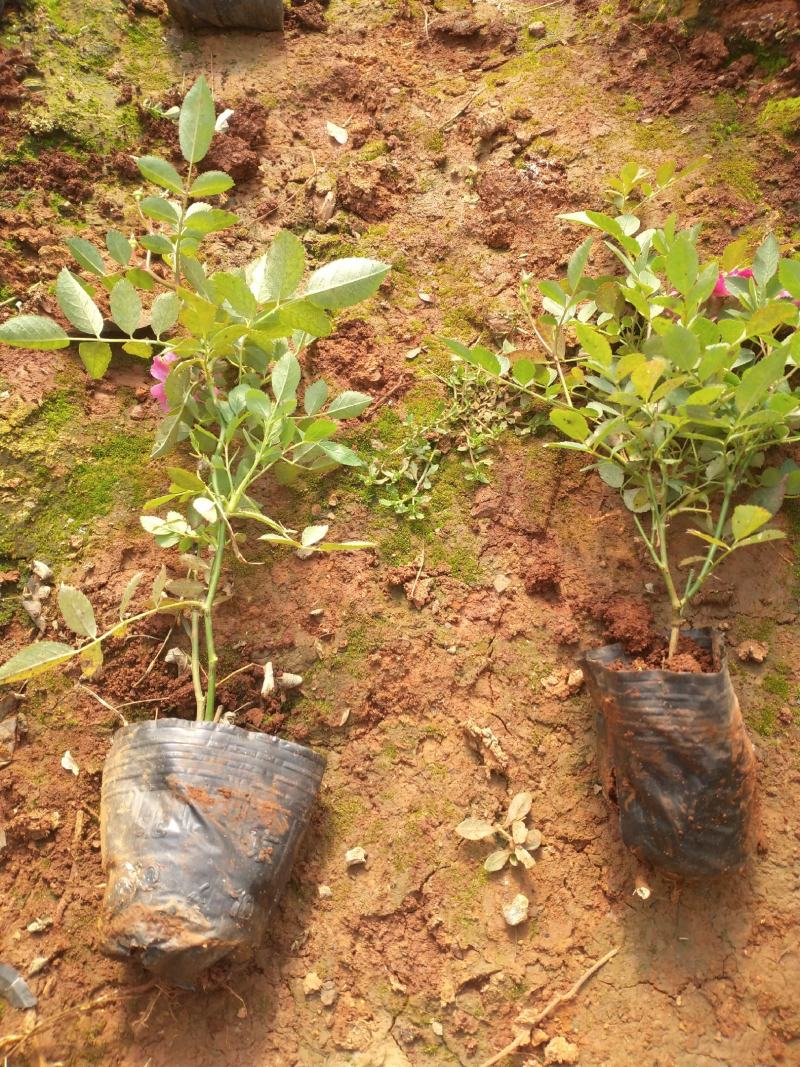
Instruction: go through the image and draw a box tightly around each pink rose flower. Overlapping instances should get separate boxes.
[150,350,178,412]
[713,267,754,299]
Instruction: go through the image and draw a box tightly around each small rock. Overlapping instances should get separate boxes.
[531,1028,549,1045]
[27,917,52,934]
[431,1020,444,1037]
[475,111,508,142]
[502,893,529,927]
[493,574,511,593]
[303,971,323,995]
[544,1036,579,1065]
[527,20,546,37]
[0,717,17,769]
[318,884,332,899]
[345,846,367,868]
[737,639,768,664]
[320,980,338,1006]
[567,668,584,693]
[27,956,50,977]
[632,47,648,66]
[31,560,53,581]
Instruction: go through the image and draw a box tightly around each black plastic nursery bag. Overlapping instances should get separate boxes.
[101,719,324,987]
[582,629,757,878]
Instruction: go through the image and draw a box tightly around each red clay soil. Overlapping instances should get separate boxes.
[1,1,800,1065]
[607,636,719,674]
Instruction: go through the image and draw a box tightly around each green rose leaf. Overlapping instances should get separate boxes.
[778,257,800,300]
[303,379,329,415]
[56,268,103,336]
[58,584,98,639]
[246,229,306,303]
[327,390,372,420]
[271,352,301,405]
[67,237,106,276]
[189,170,234,197]
[731,504,772,542]
[136,155,184,195]
[179,75,216,164]
[752,233,780,289]
[665,233,698,297]
[597,460,624,488]
[0,315,69,350]
[78,341,113,379]
[317,440,362,466]
[109,279,142,336]
[183,206,238,234]
[0,642,78,686]
[550,408,590,442]
[305,258,390,309]
[151,292,180,337]
[140,196,180,225]
[106,229,133,266]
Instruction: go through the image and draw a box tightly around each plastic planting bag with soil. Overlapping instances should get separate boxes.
[101,721,325,987]
[583,630,758,878]
[165,0,284,30]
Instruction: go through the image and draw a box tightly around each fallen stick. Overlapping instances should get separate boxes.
[441,86,485,131]
[479,946,619,1067]
[53,809,85,927]
[0,982,154,1058]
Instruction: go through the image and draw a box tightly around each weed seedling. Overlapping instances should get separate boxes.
[456,791,543,872]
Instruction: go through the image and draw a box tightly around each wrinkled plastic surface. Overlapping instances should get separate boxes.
[583,629,757,878]
[100,719,324,987]
[0,963,37,1009]
[166,0,283,30]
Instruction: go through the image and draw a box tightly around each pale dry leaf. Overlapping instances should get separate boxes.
[455,816,495,841]
[261,661,275,698]
[60,750,79,776]
[326,121,348,145]
[505,790,533,826]
[317,191,337,223]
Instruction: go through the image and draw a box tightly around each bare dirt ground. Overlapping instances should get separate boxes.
[1,0,800,1064]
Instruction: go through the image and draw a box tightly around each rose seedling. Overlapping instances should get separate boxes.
[0,78,390,717]
[445,162,800,656]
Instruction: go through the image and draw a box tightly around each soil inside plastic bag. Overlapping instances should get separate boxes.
[606,635,718,674]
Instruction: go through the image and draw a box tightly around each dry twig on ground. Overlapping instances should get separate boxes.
[479,947,620,1067]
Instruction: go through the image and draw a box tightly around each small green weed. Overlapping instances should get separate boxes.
[361,362,539,519]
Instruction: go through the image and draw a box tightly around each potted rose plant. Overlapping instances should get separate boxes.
[444,162,800,877]
[0,78,389,984]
